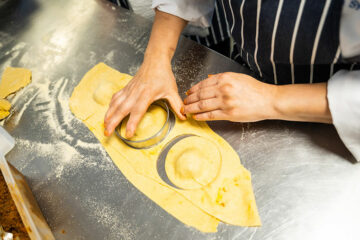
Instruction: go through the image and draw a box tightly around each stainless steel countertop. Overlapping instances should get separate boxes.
[1,0,360,239]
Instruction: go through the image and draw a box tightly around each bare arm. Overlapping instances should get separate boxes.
[104,10,187,137]
[183,72,332,124]
[274,82,331,123]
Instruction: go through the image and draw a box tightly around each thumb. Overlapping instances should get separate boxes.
[166,93,186,120]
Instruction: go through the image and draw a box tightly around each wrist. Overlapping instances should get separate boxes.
[144,48,174,64]
[267,84,284,120]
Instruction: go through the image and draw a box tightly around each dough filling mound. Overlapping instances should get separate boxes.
[165,136,221,190]
[120,105,167,141]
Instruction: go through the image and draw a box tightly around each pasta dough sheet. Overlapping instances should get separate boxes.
[0,98,11,111]
[69,63,261,232]
[0,67,32,98]
[0,67,32,120]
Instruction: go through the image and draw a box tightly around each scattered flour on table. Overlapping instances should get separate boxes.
[104,50,115,65]
[8,76,112,181]
[86,197,137,240]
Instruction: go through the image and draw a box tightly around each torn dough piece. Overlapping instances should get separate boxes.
[165,136,221,190]
[0,67,32,98]
[0,98,11,120]
[120,105,167,141]
[0,98,11,111]
[0,111,10,120]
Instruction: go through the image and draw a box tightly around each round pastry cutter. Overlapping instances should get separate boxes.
[115,101,174,149]
[156,134,196,190]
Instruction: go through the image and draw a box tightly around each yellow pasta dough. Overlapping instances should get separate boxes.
[0,67,32,98]
[165,136,221,190]
[120,105,167,141]
[69,63,261,232]
[0,98,11,111]
[0,110,10,120]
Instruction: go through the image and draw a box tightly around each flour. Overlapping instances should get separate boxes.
[128,63,140,76]
[104,50,115,65]
[85,197,138,240]
[7,73,113,183]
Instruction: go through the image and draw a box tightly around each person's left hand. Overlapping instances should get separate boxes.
[183,72,278,122]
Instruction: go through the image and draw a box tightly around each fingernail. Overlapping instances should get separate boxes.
[192,115,197,120]
[104,129,109,136]
[180,106,184,114]
[185,90,189,95]
[126,129,133,139]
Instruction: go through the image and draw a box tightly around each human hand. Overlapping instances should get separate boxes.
[104,59,185,137]
[183,72,277,122]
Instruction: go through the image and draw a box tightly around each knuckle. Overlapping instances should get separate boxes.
[198,101,206,110]
[219,72,230,80]
[220,83,233,94]
[111,91,121,101]
[199,90,207,100]
[223,97,235,106]
[207,111,215,120]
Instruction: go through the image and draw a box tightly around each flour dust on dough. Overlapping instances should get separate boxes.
[69,63,261,232]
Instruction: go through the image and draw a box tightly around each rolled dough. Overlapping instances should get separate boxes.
[69,63,261,232]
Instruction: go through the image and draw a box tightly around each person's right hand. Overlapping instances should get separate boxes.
[104,58,186,137]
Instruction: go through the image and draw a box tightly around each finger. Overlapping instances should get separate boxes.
[184,86,217,105]
[125,99,152,138]
[183,98,220,114]
[104,105,130,136]
[166,93,186,120]
[105,92,126,122]
[193,110,226,121]
[186,75,219,95]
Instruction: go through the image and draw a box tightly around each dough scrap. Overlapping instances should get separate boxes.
[0,98,11,111]
[69,63,261,232]
[0,67,32,98]
[120,105,167,141]
[165,136,221,190]
[0,111,10,120]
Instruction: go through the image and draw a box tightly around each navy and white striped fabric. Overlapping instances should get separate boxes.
[221,0,359,84]
[186,0,231,48]
[109,0,359,85]
[108,0,130,9]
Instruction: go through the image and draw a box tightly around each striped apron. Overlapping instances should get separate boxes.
[110,0,359,85]
[216,0,359,84]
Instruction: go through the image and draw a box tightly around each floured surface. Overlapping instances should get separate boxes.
[69,63,261,232]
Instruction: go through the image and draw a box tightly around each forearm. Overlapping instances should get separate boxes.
[272,82,332,123]
[144,9,187,64]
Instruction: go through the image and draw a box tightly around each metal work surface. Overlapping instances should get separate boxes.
[1,0,360,239]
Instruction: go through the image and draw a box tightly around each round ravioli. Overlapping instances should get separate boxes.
[120,105,167,141]
[165,136,221,190]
